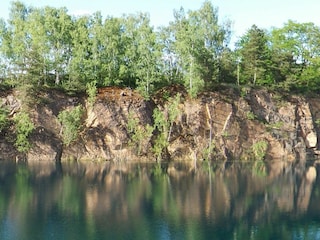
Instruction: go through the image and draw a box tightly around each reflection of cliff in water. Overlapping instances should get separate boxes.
[0,160,318,239]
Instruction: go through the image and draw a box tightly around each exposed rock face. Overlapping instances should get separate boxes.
[27,127,62,162]
[1,86,320,167]
[61,87,154,161]
[162,88,319,165]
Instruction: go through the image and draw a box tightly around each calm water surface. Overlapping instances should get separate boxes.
[0,160,319,240]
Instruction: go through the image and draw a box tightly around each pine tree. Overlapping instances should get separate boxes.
[236,25,271,85]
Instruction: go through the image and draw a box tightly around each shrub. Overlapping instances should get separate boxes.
[0,106,9,132]
[266,121,284,131]
[152,93,181,161]
[86,80,97,109]
[14,111,35,152]
[251,140,268,161]
[152,108,169,161]
[127,110,153,155]
[246,111,256,120]
[153,93,181,160]
[58,105,83,145]
[16,84,38,109]
[202,140,216,161]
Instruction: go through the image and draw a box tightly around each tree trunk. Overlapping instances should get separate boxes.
[55,70,60,85]
[237,62,240,85]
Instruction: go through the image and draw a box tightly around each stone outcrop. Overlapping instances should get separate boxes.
[1,86,320,168]
[61,87,154,161]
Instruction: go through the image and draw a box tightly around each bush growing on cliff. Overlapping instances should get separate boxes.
[14,111,35,152]
[167,94,181,141]
[152,94,181,161]
[127,110,153,155]
[16,84,39,109]
[251,140,268,161]
[202,140,216,161]
[152,108,169,161]
[0,106,9,132]
[86,80,97,109]
[58,105,83,146]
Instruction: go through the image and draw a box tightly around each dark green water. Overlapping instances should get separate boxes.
[0,160,320,240]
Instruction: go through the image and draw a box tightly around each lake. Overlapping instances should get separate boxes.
[0,160,319,240]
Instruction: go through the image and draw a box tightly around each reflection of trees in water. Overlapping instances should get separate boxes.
[0,161,318,239]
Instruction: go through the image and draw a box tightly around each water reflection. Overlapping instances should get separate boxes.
[0,160,319,239]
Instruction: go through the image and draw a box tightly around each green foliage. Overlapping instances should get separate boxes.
[266,121,284,130]
[270,21,320,91]
[152,94,181,161]
[152,108,169,161]
[127,110,138,133]
[221,131,229,137]
[86,80,97,109]
[0,106,9,132]
[130,13,161,97]
[168,1,231,95]
[315,119,320,127]
[246,111,256,120]
[127,110,153,155]
[1,1,320,103]
[16,84,38,109]
[167,93,181,131]
[236,25,272,85]
[162,91,171,102]
[240,86,250,97]
[13,111,35,152]
[251,140,268,161]
[202,140,216,161]
[58,105,83,145]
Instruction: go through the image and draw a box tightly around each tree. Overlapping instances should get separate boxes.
[69,12,105,90]
[157,26,183,86]
[5,1,31,85]
[119,14,140,88]
[170,6,204,96]
[117,13,161,97]
[270,21,320,90]
[152,94,181,161]
[0,18,11,82]
[236,25,272,85]
[132,13,161,97]
[88,12,104,84]
[14,111,35,152]
[25,7,49,86]
[43,6,72,85]
[58,106,83,145]
[193,0,231,85]
[168,1,231,96]
[99,16,124,86]
[68,15,91,90]
[219,48,237,84]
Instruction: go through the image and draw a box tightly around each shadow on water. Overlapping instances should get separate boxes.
[0,159,319,240]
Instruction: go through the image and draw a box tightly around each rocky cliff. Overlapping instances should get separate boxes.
[1,86,320,168]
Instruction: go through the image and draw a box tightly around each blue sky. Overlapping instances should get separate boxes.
[1,0,320,45]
